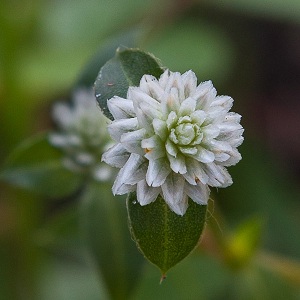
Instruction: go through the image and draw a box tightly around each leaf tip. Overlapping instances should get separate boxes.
[159,273,167,284]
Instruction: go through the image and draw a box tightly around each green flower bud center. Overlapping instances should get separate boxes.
[169,121,202,146]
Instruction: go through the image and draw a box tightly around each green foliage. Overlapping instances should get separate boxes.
[127,193,207,276]
[80,182,144,300]
[94,48,164,120]
[0,134,82,198]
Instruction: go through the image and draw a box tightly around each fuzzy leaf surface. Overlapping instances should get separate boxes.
[94,48,164,120]
[127,193,207,275]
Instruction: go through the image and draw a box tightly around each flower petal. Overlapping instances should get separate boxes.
[190,110,206,126]
[219,148,242,166]
[130,88,160,111]
[206,106,227,124]
[204,163,233,187]
[167,152,187,174]
[183,157,209,185]
[137,180,161,205]
[164,72,182,94]
[112,154,146,194]
[107,96,135,119]
[112,182,136,195]
[161,172,187,215]
[120,129,146,155]
[107,118,138,141]
[211,95,233,111]
[134,107,154,133]
[225,112,241,122]
[52,103,73,129]
[166,111,178,130]
[178,97,196,116]
[184,181,210,205]
[146,157,171,187]
[165,139,178,157]
[173,73,185,101]
[214,152,231,162]
[161,90,181,116]
[131,88,161,131]
[220,131,244,148]
[179,146,197,155]
[93,163,113,182]
[194,147,215,163]
[169,195,188,216]
[153,118,168,140]
[218,122,243,135]
[101,143,129,168]
[158,69,170,89]
[141,135,160,149]
[182,70,197,97]
[143,77,164,101]
[209,139,232,153]
[194,81,216,110]
[142,135,165,160]
[202,124,220,140]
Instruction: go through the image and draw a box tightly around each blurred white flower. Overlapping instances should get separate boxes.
[102,70,244,215]
[49,88,113,181]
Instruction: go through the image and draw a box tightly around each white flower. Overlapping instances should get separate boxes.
[102,70,244,215]
[49,88,113,181]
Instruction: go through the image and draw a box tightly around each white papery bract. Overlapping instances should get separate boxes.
[49,89,113,181]
[102,70,244,215]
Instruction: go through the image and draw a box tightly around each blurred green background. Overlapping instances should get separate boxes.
[1,0,300,299]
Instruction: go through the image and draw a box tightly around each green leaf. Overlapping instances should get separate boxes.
[0,134,82,198]
[94,48,164,120]
[80,181,144,300]
[127,193,207,276]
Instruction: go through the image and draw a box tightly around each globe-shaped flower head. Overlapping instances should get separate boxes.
[102,70,244,215]
[49,88,113,182]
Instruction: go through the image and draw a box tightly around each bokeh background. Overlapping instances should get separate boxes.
[1,0,300,299]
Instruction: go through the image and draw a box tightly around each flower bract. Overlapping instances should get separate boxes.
[102,70,244,215]
[49,88,113,181]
